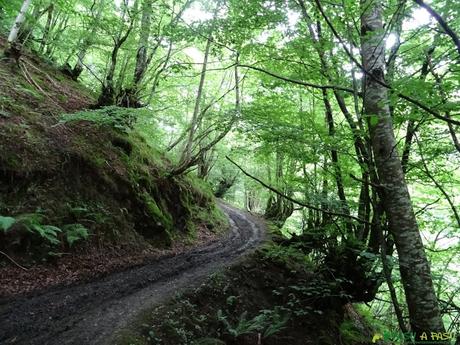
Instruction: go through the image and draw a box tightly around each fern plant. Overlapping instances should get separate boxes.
[18,213,62,245]
[217,308,289,339]
[62,223,89,246]
[217,310,260,337]
[0,215,16,232]
[1,213,89,247]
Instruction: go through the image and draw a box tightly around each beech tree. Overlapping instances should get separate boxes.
[359,0,445,335]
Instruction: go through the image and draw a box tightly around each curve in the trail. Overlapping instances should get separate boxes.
[0,203,266,345]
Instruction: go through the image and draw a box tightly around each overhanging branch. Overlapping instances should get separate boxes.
[238,64,356,94]
[312,0,460,126]
[413,0,460,58]
[226,156,370,225]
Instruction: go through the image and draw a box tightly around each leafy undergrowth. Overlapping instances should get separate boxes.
[0,39,226,296]
[117,246,376,345]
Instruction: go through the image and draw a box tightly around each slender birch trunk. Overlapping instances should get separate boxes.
[360,0,445,337]
[7,0,32,53]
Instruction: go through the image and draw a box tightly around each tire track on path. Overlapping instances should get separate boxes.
[0,202,266,345]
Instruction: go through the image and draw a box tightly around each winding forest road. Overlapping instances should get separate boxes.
[0,203,266,345]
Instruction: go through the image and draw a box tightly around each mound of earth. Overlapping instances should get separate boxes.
[116,248,376,345]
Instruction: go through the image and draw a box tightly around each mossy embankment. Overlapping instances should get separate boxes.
[0,44,226,272]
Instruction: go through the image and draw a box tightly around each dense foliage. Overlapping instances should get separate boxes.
[1,0,460,342]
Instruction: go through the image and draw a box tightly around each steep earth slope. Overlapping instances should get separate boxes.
[0,40,226,295]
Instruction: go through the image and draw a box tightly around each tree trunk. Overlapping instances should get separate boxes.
[179,37,212,165]
[360,0,445,337]
[71,0,105,80]
[39,3,54,54]
[6,0,32,56]
[321,89,352,229]
[132,0,193,106]
[133,0,153,87]
[98,2,134,106]
[320,158,331,226]
[214,175,237,198]
[245,188,258,212]
[98,45,121,106]
[379,218,408,334]
[264,151,294,227]
[18,0,44,45]
[297,3,362,233]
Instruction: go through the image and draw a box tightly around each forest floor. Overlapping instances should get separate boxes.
[0,202,266,345]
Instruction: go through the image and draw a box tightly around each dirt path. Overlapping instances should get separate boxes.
[0,203,266,345]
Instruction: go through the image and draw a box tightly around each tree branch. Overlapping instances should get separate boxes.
[238,64,356,94]
[312,0,460,126]
[413,0,460,58]
[226,156,370,225]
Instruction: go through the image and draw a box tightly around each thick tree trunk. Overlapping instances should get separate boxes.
[264,151,294,227]
[245,188,258,212]
[98,45,121,106]
[360,0,445,337]
[134,0,193,106]
[265,194,294,228]
[6,0,32,56]
[118,0,155,107]
[18,1,43,45]
[214,175,237,198]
